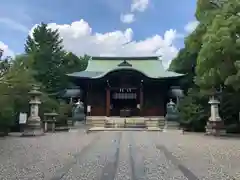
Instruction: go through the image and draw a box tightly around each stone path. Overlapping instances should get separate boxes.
[0,130,240,179]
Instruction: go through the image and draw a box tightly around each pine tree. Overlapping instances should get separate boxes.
[25,23,65,93]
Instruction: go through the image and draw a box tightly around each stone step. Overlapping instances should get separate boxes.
[86,116,167,129]
[166,122,179,126]
[86,120,105,124]
[105,124,125,128]
[164,121,180,130]
[125,125,146,128]
[105,122,146,128]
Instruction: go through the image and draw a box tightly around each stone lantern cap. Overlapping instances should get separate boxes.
[29,86,42,96]
[208,98,220,105]
[44,112,58,116]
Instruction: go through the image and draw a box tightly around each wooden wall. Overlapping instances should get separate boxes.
[87,86,106,116]
[142,83,167,116]
[85,78,169,117]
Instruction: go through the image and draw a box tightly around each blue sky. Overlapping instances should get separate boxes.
[0,0,198,67]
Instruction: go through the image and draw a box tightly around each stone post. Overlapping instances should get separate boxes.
[22,86,44,136]
[205,96,225,136]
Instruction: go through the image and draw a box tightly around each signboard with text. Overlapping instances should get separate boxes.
[19,113,27,124]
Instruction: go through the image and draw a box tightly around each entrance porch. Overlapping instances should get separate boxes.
[108,87,143,117]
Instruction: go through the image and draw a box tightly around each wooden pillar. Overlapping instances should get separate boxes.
[106,88,110,117]
[140,87,143,116]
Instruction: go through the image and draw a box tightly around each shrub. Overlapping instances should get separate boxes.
[178,88,209,132]
[56,101,72,127]
[226,124,240,134]
[0,95,15,134]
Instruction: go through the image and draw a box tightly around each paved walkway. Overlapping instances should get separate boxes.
[0,130,240,180]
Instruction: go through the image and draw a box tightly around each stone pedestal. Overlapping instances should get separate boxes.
[73,121,84,129]
[205,97,225,136]
[67,118,74,127]
[22,86,44,136]
[163,121,180,132]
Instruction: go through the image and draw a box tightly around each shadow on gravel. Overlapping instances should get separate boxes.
[49,134,102,180]
[129,132,146,180]
[156,145,199,180]
[100,132,121,180]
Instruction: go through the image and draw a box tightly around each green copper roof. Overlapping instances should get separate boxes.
[67,56,184,79]
[90,56,159,60]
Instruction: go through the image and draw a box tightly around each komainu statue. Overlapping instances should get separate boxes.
[165,99,179,122]
[72,100,85,122]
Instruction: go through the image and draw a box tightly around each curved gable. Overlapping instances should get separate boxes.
[67,56,184,79]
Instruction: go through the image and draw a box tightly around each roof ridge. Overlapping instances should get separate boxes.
[90,56,161,60]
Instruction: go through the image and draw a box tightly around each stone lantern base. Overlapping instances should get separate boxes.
[205,120,225,136]
[22,117,44,136]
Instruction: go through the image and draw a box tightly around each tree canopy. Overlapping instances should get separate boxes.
[24,23,89,93]
[169,0,240,131]
[0,23,90,131]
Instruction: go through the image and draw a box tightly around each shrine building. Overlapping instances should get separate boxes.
[67,56,183,128]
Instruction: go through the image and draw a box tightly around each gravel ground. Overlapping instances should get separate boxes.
[150,131,240,180]
[1,130,240,180]
[0,130,98,180]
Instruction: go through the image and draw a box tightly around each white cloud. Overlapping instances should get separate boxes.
[164,29,183,46]
[131,0,150,12]
[121,0,150,24]
[0,41,14,57]
[0,17,29,32]
[184,20,199,33]
[120,13,135,24]
[29,19,179,68]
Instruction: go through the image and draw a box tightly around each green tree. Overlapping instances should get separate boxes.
[59,53,89,88]
[25,23,90,94]
[169,48,197,92]
[0,55,61,133]
[3,55,37,116]
[195,0,240,92]
[25,23,65,93]
[0,84,14,134]
[168,0,240,131]
[63,53,88,73]
[0,56,12,77]
[0,55,36,133]
[178,88,209,131]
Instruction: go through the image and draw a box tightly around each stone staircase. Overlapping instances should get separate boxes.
[100,117,147,128]
[145,116,165,129]
[86,116,166,130]
[164,121,180,129]
[158,117,165,129]
[86,116,105,127]
[125,118,146,128]
[105,117,125,128]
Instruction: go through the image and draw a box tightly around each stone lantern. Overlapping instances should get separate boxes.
[43,111,58,133]
[22,86,44,136]
[205,96,225,136]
